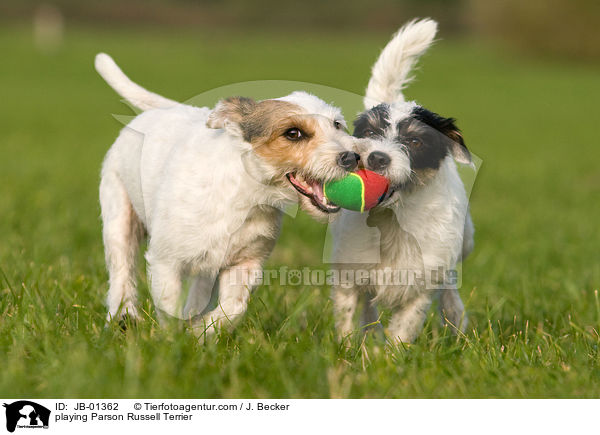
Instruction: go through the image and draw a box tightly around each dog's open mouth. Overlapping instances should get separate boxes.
[286,173,341,213]
[378,187,396,205]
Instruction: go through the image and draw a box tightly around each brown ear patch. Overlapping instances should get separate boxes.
[446,129,471,164]
[445,129,464,146]
[206,96,257,129]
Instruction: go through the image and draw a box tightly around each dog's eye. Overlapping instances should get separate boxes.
[408,137,422,147]
[363,129,375,137]
[334,120,343,130]
[284,128,303,141]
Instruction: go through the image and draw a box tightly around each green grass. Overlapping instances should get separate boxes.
[1,24,600,398]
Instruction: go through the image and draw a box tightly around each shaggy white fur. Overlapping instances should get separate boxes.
[96,54,363,335]
[363,18,438,109]
[331,19,475,344]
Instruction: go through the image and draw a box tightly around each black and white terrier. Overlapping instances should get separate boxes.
[331,19,475,344]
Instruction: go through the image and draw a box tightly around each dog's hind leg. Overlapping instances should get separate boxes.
[360,292,381,332]
[100,172,143,321]
[387,292,433,344]
[439,288,468,334]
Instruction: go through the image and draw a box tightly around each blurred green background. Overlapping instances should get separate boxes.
[4,0,600,59]
[1,0,599,398]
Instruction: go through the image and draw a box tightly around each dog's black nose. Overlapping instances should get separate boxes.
[337,151,360,171]
[367,151,391,171]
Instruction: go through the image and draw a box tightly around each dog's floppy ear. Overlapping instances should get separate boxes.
[426,115,471,165]
[207,96,257,136]
[445,128,472,165]
[412,107,471,165]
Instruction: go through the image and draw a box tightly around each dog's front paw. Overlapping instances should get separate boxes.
[117,313,138,332]
[189,312,225,339]
[106,308,140,332]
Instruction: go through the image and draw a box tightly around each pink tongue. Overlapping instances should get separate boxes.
[310,181,325,202]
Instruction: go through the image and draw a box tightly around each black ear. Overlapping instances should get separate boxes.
[412,107,471,164]
[206,96,257,136]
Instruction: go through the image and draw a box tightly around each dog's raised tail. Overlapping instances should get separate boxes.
[364,18,438,109]
[95,53,179,111]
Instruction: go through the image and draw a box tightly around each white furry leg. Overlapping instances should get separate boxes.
[193,263,261,336]
[332,285,359,340]
[100,172,143,321]
[146,256,184,320]
[439,288,468,333]
[387,292,433,344]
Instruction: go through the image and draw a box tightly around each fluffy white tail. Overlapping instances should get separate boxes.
[94,53,179,111]
[364,18,438,109]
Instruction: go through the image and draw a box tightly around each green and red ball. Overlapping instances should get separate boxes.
[324,169,389,212]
